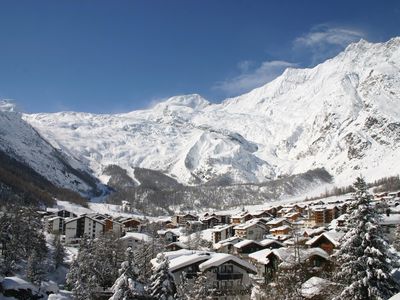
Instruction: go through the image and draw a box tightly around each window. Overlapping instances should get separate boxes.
[220,264,233,273]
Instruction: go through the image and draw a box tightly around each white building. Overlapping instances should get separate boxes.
[64,215,105,244]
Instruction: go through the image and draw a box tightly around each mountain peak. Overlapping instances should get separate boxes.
[154,94,210,111]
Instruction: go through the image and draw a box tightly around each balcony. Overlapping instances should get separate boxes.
[216,272,243,280]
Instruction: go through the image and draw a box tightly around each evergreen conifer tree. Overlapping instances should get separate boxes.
[53,234,65,268]
[110,247,143,300]
[27,249,45,287]
[149,253,176,300]
[334,177,400,300]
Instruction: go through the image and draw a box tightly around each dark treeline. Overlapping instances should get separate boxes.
[106,167,333,216]
[372,175,400,193]
[305,174,400,202]
[0,150,88,208]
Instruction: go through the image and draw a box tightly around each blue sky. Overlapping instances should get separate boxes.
[0,0,399,113]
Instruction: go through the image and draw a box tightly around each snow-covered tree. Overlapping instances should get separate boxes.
[393,224,400,252]
[149,253,176,300]
[67,235,121,299]
[53,234,65,268]
[109,247,143,300]
[27,249,45,287]
[176,271,214,300]
[334,177,400,300]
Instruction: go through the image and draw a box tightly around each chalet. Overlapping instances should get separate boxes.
[201,216,220,229]
[214,237,243,253]
[259,239,284,249]
[104,218,124,236]
[266,218,291,229]
[157,250,257,299]
[277,206,296,217]
[172,213,198,226]
[157,229,181,243]
[269,225,291,237]
[379,214,400,242]
[302,227,326,238]
[186,220,204,232]
[230,211,254,224]
[119,232,151,249]
[234,221,265,240]
[306,205,340,227]
[306,231,344,254]
[233,240,265,256]
[214,212,231,224]
[251,210,273,219]
[64,215,105,244]
[211,224,235,244]
[249,247,330,281]
[283,212,301,222]
[203,212,231,224]
[118,217,142,232]
[293,204,307,214]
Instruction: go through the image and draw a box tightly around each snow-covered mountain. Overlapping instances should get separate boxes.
[0,100,101,194]
[23,37,400,186]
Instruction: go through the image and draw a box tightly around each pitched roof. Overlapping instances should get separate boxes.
[233,239,260,249]
[306,231,344,247]
[198,253,257,274]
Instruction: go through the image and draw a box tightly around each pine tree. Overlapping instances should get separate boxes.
[149,253,176,300]
[66,235,121,299]
[176,272,214,300]
[393,224,400,252]
[53,234,65,268]
[66,239,98,300]
[334,177,400,300]
[27,249,45,287]
[109,247,143,300]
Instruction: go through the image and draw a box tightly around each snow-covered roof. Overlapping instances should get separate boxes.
[306,231,344,247]
[234,220,264,230]
[169,253,211,272]
[1,276,37,291]
[301,276,334,299]
[210,224,234,232]
[259,239,284,247]
[120,232,151,242]
[270,225,291,232]
[250,247,330,266]
[266,218,290,226]
[166,242,188,249]
[198,253,257,274]
[248,249,272,265]
[233,239,260,249]
[283,212,300,218]
[152,250,257,275]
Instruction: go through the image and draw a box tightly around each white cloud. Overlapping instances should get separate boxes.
[214,60,296,96]
[293,25,366,63]
[294,25,365,48]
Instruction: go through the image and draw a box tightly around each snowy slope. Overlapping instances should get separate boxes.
[23,38,400,186]
[0,100,100,194]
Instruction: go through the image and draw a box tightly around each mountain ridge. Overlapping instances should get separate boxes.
[18,37,400,188]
